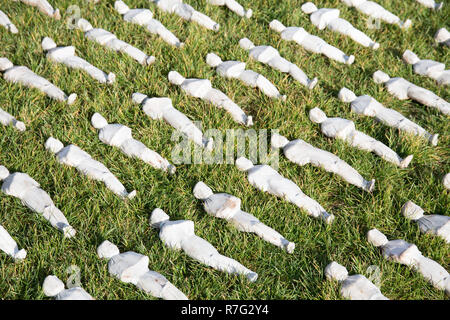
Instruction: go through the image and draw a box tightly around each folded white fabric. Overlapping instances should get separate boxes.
[0,165,76,238]
[150,208,258,282]
[17,0,60,19]
[91,112,175,174]
[193,181,295,253]
[403,50,449,86]
[0,57,77,105]
[301,2,379,49]
[45,137,136,200]
[132,93,213,150]
[339,0,412,29]
[0,108,25,131]
[75,18,155,66]
[115,0,183,48]
[415,0,443,10]
[235,157,335,223]
[97,240,188,300]
[271,133,375,191]
[150,0,219,31]
[207,0,252,18]
[338,87,438,146]
[0,10,18,33]
[435,28,450,47]
[43,275,94,300]
[0,225,27,261]
[238,38,318,89]
[373,70,450,115]
[269,20,355,65]
[443,173,450,190]
[325,261,389,300]
[168,70,253,126]
[368,228,450,296]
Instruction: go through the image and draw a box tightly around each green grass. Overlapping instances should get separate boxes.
[0,0,448,300]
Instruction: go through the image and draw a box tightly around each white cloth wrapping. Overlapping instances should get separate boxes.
[325,261,389,300]
[193,181,295,253]
[402,201,450,243]
[415,0,443,10]
[339,0,412,29]
[373,70,450,115]
[17,0,60,19]
[403,50,449,86]
[444,173,450,190]
[235,157,335,223]
[168,70,253,126]
[91,112,175,174]
[0,57,77,105]
[132,93,213,150]
[0,10,18,33]
[43,275,94,300]
[238,38,318,89]
[150,208,258,282]
[114,1,183,48]
[206,52,286,99]
[44,137,136,200]
[75,18,155,66]
[268,20,355,65]
[367,229,450,296]
[0,165,75,238]
[301,2,379,49]
[271,133,375,191]
[0,108,25,131]
[207,0,252,18]
[435,28,450,47]
[150,0,219,31]
[41,37,115,84]
[0,225,26,261]
[309,107,412,170]
[97,240,188,300]
[338,87,439,146]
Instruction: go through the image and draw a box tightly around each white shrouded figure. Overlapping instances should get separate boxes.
[269,20,355,65]
[301,2,379,50]
[150,0,219,31]
[338,87,438,146]
[339,0,412,29]
[114,1,184,48]
[444,173,450,190]
[97,240,188,300]
[367,228,450,296]
[309,107,412,170]
[132,93,213,150]
[16,0,61,20]
[75,18,155,66]
[402,50,449,86]
[44,137,136,200]
[206,53,286,100]
[0,10,18,33]
[238,38,318,89]
[0,225,27,261]
[41,37,115,85]
[168,70,253,126]
[402,201,449,243]
[0,108,25,132]
[207,0,252,18]
[91,112,175,174]
[0,57,77,105]
[271,133,375,191]
[435,28,450,47]
[43,275,94,300]
[0,165,76,238]
[373,70,450,115]
[325,261,389,300]
[193,181,295,253]
[235,157,335,223]
[415,0,443,10]
[150,208,258,282]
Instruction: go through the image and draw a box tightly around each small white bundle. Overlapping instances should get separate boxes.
[435,28,450,47]
[235,157,335,223]
[0,57,77,105]
[338,87,439,146]
[207,0,252,18]
[415,0,443,10]
[97,240,188,300]
[443,173,450,190]
[168,70,253,126]
[0,108,25,131]
[269,20,355,65]
[75,18,155,66]
[0,165,76,238]
[0,225,27,261]
[45,137,136,200]
[0,10,18,33]
[17,0,60,20]
[373,70,450,115]
[150,208,258,282]
[43,275,94,300]
[403,50,449,86]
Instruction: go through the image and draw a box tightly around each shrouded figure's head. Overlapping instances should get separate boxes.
[97,240,120,259]
[309,107,327,124]
[45,137,64,154]
[338,87,357,103]
[269,20,286,33]
[401,201,424,221]
[91,113,109,130]
[41,37,57,52]
[132,92,148,105]
[0,58,13,72]
[168,71,185,85]
[301,2,318,14]
[206,53,223,68]
[114,0,130,14]
[270,133,289,149]
[76,18,94,32]
[325,262,348,281]
[235,157,254,172]
[0,165,10,181]
[373,70,390,84]
[367,229,389,247]
[402,50,420,65]
[42,275,65,297]
[193,181,214,200]
[435,28,450,43]
[150,208,170,228]
[239,38,255,50]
